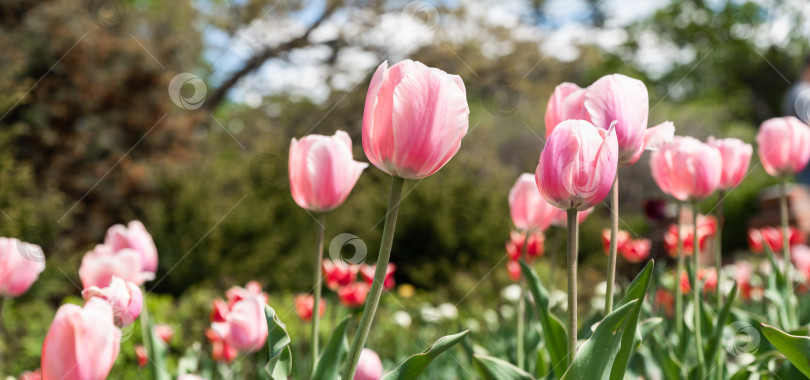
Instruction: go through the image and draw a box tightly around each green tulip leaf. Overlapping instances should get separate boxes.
[704,283,738,365]
[264,305,293,380]
[311,316,350,380]
[561,299,640,380]
[520,259,568,377]
[381,329,470,380]
[473,354,536,380]
[610,260,654,380]
[760,323,810,378]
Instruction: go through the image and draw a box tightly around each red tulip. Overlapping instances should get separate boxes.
[506,231,543,262]
[338,282,370,308]
[707,137,752,190]
[790,226,805,246]
[734,261,754,300]
[0,238,45,297]
[650,136,722,201]
[535,119,618,211]
[359,263,396,291]
[289,131,368,212]
[362,60,470,179]
[601,229,630,255]
[680,271,691,294]
[211,294,267,354]
[295,294,326,322]
[620,238,651,263]
[506,260,521,282]
[654,288,674,318]
[210,298,230,323]
[355,348,384,380]
[79,244,145,289]
[41,298,120,380]
[544,82,588,138]
[756,116,810,177]
[699,268,718,293]
[323,259,359,290]
[508,173,557,232]
[154,324,174,343]
[205,328,237,363]
[134,345,148,368]
[747,228,764,254]
[760,227,784,252]
[104,220,158,278]
[82,276,143,327]
[585,74,674,166]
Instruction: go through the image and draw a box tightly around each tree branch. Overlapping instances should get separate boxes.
[205,0,341,110]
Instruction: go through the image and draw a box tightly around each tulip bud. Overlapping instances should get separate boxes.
[82,276,143,327]
[756,116,810,177]
[0,238,45,297]
[362,60,470,179]
[535,119,619,211]
[289,131,368,212]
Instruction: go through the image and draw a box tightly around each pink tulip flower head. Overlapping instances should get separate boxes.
[535,119,619,211]
[211,294,268,354]
[585,74,674,166]
[82,276,143,327]
[544,83,588,138]
[362,60,470,179]
[508,173,557,232]
[707,137,752,190]
[0,238,45,297]
[105,220,158,278]
[289,131,368,212]
[650,136,722,201]
[756,116,810,177]
[355,348,384,380]
[41,298,121,380]
[79,244,145,289]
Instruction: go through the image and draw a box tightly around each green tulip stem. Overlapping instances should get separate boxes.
[566,209,579,366]
[310,213,326,369]
[605,175,619,315]
[692,201,705,376]
[343,175,405,379]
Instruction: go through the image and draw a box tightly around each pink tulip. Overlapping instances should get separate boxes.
[289,131,368,212]
[734,261,754,300]
[620,238,651,263]
[211,294,267,353]
[551,207,593,227]
[362,60,470,179]
[756,116,810,177]
[707,137,752,190]
[535,119,618,211]
[0,238,45,297]
[19,369,41,380]
[650,136,722,201]
[506,259,521,282]
[792,244,810,282]
[585,74,673,166]
[41,298,120,380]
[355,348,384,380]
[508,173,557,232]
[105,220,158,278]
[135,345,148,368]
[82,276,143,327]
[225,281,268,307]
[79,244,145,289]
[544,83,588,138]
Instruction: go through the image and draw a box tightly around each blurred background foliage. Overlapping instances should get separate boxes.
[1,0,809,375]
